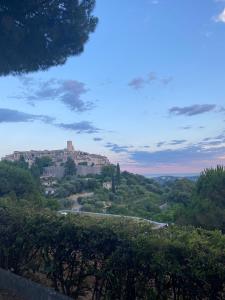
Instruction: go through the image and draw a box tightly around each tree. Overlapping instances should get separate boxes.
[177,166,225,232]
[16,155,29,170]
[34,156,53,175]
[0,0,98,76]
[111,174,116,193]
[64,157,77,176]
[101,165,116,179]
[116,163,121,185]
[164,178,194,205]
[196,165,225,208]
[0,161,41,202]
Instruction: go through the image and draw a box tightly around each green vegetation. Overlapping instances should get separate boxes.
[64,157,77,177]
[0,161,225,298]
[54,176,99,198]
[116,162,121,185]
[0,207,224,299]
[30,156,53,178]
[53,165,225,234]
[0,0,98,76]
[0,1,224,297]
[48,165,225,231]
[0,160,58,209]
[69,169,166,218]
[0,161,41,203]
[177,166,225,232]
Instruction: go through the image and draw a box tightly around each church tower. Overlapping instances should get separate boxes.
[67,141,74,152]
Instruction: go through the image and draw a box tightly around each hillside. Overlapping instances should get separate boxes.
[52,166,195,223]
[0,160,225,299]
[51,164,225,233]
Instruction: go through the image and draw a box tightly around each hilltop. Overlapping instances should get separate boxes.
[2,141,110,178]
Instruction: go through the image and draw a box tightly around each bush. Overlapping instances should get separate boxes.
[0,207,225,299]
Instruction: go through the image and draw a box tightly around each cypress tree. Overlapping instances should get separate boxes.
[116,163,121,185]
[112,175,116,193]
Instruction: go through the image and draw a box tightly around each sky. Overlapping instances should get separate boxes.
[0,0,225,175]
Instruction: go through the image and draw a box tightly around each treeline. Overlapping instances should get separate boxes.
[0,207,225,300]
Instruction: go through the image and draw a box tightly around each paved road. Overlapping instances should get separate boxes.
[58,210,168,229]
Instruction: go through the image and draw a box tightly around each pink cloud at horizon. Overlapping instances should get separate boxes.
[120,159,225,175]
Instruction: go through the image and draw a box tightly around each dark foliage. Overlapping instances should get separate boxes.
[0,161,40,201]
[30,156,53,178]
[177,166,225,232]
[0,208,224,299]
[64,157,77,177]
[0,0,98,75]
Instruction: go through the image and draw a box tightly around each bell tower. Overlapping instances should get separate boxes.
[67,141,74,152]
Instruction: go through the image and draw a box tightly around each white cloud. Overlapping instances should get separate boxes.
[215,8,225,23]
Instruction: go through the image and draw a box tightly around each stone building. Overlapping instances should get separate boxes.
[67,140,74,152]
[3,141,110,169]
[42,164,103,179]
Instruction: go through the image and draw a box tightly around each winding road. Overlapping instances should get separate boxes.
[58,210,168,229]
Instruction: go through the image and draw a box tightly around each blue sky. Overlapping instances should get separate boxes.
[0,0,225,175]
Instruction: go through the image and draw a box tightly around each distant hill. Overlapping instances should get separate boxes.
[146,174,199,185]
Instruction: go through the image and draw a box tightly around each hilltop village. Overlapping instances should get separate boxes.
[3,141,110,178]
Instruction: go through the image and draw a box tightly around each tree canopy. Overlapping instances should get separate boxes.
[0,161,40,201]
[0,207,225,299]
[64,157,77,176]
[35,156,53,173]
[0,0,98,76]
[176,166,225,232]
[196,166,225,208]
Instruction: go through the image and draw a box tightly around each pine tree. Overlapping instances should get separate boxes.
[0,0,98,76]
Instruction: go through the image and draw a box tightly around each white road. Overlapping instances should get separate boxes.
[58,210,168,229]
